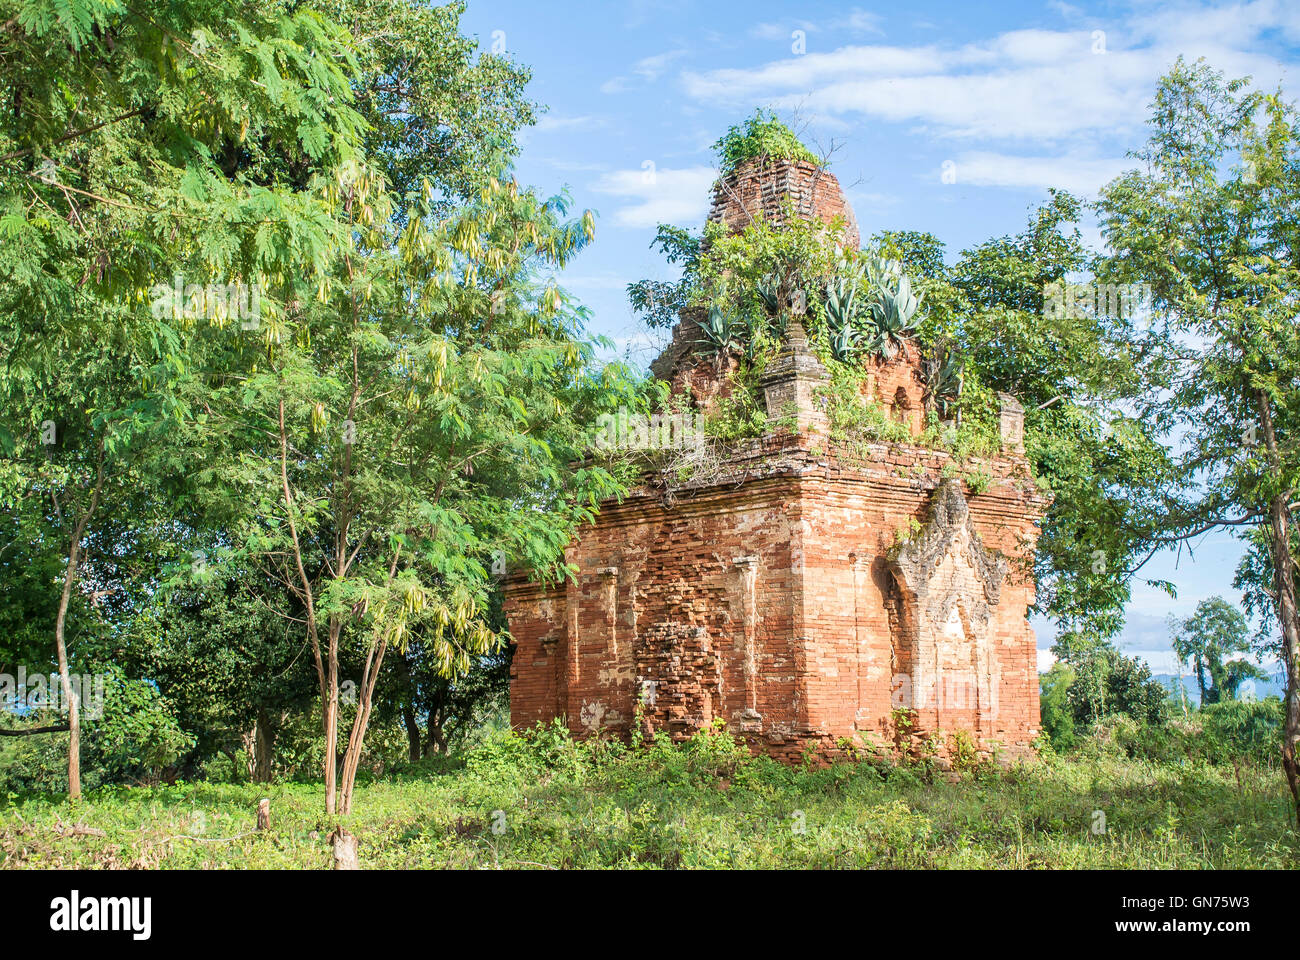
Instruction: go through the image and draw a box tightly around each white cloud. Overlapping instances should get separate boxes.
[750,21,808,41]
[680,2,1294,143]
[533,114,604,134]
[590,165,718,228]
[602,48,689,94]
[633,49,688,82]
[948,151,1131,195]
[834,8,885,36]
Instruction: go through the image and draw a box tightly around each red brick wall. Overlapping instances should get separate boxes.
[506,435,1048,763]
[709,158,860,250]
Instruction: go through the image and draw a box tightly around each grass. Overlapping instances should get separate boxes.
[1,724,1296,869]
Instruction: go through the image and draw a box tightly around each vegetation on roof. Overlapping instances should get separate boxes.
[712,109,821,175]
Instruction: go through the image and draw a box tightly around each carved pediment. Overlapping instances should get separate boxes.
[889,479,1008,609]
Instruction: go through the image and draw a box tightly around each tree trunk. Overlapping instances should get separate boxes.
[240,728,256,780]
[253,708,277,783]
[256,798,271,831]
[1268,494,1300,824]
[323,617,342,814]
[426,707,448,756]
[52,449,104,802]
[403,702,421,764]
[337,632,390,815]
[1258,396,1300,825]
[330,827,359,869]
[53,537,83,801]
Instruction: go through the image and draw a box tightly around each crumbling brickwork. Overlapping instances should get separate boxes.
[709,157,860,250]
[505,159,1050,765]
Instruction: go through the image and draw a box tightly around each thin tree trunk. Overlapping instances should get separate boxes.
[426,704,448,756]
[1268,494,1300,823]
[54,540,83,801]
[276,395,332,815]
[324,617,341,815]
[338,630,390,815]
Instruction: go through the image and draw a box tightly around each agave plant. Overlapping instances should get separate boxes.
[921,342,964,420]
[866,273,923,359]
[756,274,783,316]
[755,272,797,339]
[696,304,743,363]
[824,276,859,325]
[824,276,862,361]
[863,256,903,293]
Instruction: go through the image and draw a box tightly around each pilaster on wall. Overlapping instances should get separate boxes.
[731,554,762,731]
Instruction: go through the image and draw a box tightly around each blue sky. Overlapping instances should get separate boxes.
[459,0,1300,675]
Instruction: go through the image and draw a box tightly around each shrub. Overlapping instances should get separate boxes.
[713,110,819,174]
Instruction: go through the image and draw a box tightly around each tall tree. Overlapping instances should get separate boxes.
[1096,58,1300,820]
[1171,596,1266,703]
[189,164,630,814]
[0,0,365,797]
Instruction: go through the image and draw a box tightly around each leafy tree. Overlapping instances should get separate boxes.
[0,0,364,797]
[1038,661,1077,749]
[626,225,702,330]
[1095,57,1300,819]
[1171,596,1266,703]
[127,570,317,781]
[311,0,535,207]
[1065,644,1169,727]
[876,195,1176,645]
[384,648,509,760]
[1235,523,1300,667]
[184,161,630,813]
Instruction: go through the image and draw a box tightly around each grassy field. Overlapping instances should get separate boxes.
[2,724,1296,869]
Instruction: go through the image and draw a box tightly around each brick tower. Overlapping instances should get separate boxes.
[504,158,1050,763]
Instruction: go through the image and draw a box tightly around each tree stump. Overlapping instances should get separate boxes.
[330,827,359,870]
[257,798,271,831]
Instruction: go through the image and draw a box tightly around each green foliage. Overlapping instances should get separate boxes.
[821,358,913,446]
[863,264,923,358]
[877,193,1177,643]
[1084,699,1284,769]
[1038,662,1077,750]
[0,0,635,811]
[0,665,191,795]
[699,359,769,443]
[696,304,744,358]
[626,225,702,329]
[712,109,819,175]
[1095,58,1300,815]
[1062,644,1171,727]
[2,726,1295,868]
[1170,596,1266,704]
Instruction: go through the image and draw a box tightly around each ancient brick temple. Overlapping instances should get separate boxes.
[504,158,1050,763]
